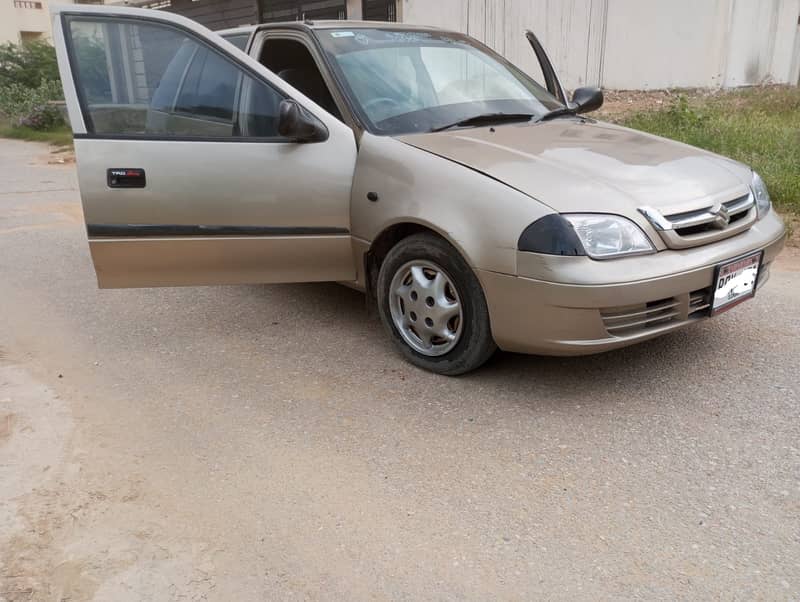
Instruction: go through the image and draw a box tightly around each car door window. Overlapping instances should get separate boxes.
[260,37,343,120]
[66,16,285,138]
[177,47,239,121]
[221,32,250,51]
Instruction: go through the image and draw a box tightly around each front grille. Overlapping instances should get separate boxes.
[639,192,756,249]
[601,287,713,336]
[673,206,750,236]
[601,297,680,335]
[688,288,711,316]
[757,261,771,287]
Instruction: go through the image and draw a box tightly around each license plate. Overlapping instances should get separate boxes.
[711,251,762,315]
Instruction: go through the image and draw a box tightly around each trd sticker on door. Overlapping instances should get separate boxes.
[107,168,146,188]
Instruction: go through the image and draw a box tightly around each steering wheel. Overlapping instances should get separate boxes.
[363,97,402,113]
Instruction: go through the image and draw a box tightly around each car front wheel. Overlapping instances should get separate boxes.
[377,233,496,375]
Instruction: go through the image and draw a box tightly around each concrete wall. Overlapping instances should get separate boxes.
[723,0,800,86]
[0,8,23,44]
[399,0,800,89]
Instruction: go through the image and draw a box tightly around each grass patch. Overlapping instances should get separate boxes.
[0,123,73,148]
[620,86,800,215]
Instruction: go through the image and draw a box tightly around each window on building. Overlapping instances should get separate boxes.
[20,32,45,43]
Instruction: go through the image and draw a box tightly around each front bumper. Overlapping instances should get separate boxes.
[479,211,786,355]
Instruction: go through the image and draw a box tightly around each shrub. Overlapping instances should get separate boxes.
[0,40,65,130]
[0,79,65,130]
[17,103,64,130]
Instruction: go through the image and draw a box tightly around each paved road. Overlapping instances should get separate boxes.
[1,138,798,601]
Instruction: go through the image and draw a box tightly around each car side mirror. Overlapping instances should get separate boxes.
[277,99,328,142]
[571,87,604,114]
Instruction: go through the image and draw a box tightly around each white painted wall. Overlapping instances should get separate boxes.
[398,0,800,89]
[601,0,731,89]
[723,0,800,86]
[346,0,362,19]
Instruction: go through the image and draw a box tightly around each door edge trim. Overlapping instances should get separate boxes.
[87,224,350,238]
[72,133,291,143]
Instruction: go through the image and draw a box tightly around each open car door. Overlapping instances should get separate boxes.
[51,4,357,288]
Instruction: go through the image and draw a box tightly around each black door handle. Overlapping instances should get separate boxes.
[107,168,146,188]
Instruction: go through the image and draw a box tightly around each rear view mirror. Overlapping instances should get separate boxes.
[277,100,328,142]
[571,87,604,114]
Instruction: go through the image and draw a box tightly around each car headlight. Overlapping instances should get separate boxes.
[562,214,655,259]
[751,172,771,219]
[518,213,655,259]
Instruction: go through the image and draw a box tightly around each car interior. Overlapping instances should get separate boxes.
[259,38,343,120]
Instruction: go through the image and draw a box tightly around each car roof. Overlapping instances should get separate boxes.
[216,24,257,36]
[216,20,445,36]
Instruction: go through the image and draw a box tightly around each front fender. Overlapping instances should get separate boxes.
[351,132,552,275]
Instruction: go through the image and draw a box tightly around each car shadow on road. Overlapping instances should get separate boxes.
[242,282,726,400]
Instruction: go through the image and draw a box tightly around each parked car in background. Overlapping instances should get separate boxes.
[51,5,786,374]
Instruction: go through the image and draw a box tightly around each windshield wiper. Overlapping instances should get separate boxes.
[431,112,536,133]
[535,106,578,122]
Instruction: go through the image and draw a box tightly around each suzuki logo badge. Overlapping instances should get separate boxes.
[711,203,730,229]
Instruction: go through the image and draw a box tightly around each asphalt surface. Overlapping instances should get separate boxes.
[1,138,799,600]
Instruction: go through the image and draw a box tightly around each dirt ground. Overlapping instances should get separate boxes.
[596,89,679,118]
[595,87,761,119]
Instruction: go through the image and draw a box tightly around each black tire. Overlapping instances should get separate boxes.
[377,233,497,375]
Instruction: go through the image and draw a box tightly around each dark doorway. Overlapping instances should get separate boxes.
[261,0,346,22]
[163,0,259,31]
[362,0,396,21]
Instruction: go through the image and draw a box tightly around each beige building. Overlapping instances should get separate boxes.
[0,0,104,45]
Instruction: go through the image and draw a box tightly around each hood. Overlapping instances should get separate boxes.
[397,119,751,216]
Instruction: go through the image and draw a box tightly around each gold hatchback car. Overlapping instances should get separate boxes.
[52,5,786,374]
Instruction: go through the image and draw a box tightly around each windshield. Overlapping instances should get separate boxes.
[317,28,563,135]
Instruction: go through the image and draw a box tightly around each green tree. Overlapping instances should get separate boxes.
[0,40,60,89]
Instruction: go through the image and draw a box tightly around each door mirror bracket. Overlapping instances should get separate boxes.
[278,100,328,142]
[524,30,604,116]
[525,29,569,106]
[571,87,604,114]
